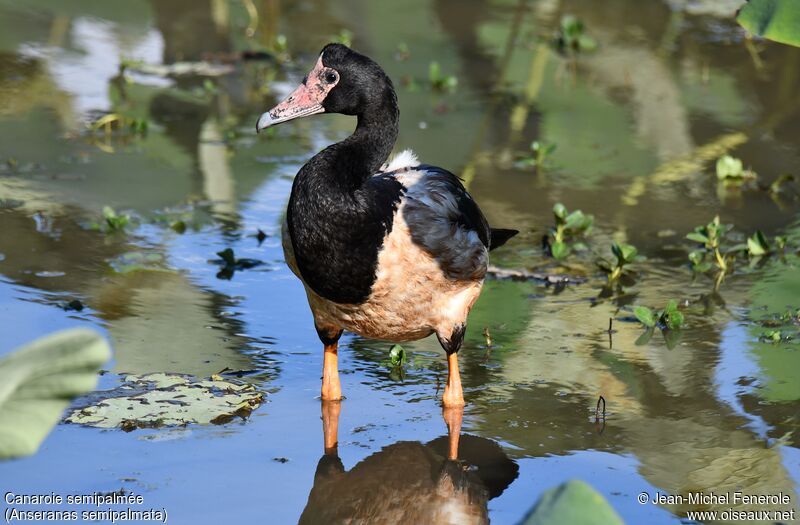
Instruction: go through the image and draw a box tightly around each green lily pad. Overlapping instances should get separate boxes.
[0,329,111,459]
[737,0,800,47]
[65,372,264,431]
[521,479,625,525]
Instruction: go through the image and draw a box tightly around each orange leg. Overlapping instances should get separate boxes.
[442,405,464,460]
[442,352,465,407]
[321,342,342,401]
[321,400,341,455]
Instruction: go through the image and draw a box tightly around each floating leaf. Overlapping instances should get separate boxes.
[551,241,570,260]
[747,230,771,256]
[686,231,710,244]
[737,0,800,48]
[634,306,656,328]
[65,373,264,430]
[520,479,624,525]
[760,329,783,343]
[389,344,407,367]
[716,155,744,180]
[0,329,111,459]
[553,203,568,221]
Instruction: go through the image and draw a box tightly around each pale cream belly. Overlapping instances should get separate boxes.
[282,215,484,342]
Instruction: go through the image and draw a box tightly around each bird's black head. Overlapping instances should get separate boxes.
[256,43,396,132]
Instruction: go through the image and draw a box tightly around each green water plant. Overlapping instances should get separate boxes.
[634,300,685,349]
[65,372,264,430]
[716,155,756,185]
[747,230,787,257]
[759,329,786,343]
[389,344,407,367]
[597,242,639,285]
[634,300,685,331]
[548,203,593,260]
[90,113,148,136]
[428,62,458,92]
[102,206,130,231]
[520,479,623,525]
[686,216,733,273]
[87,206,132,233]
[0,329,111,459]
[552,15,597,55]
[517,141,557,169]
[737,0,800,48]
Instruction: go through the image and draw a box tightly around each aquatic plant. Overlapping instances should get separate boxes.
[517,141,557,169]
[634,300,685,331]
[552,15,597,54]
[716,154,756,185]
[686,216,733,273]
[737,0,800,48]
[596,242,639,285]
[428,61,458,92]
[547,203,593,260]
[747,230,787,257]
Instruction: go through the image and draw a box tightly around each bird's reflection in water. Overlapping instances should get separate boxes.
[299,403,519,525]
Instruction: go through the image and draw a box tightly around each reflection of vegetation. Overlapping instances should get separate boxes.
[213,248,263,280]
[746,258,800,403]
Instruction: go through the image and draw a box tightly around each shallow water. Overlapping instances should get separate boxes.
[1,0,799,523]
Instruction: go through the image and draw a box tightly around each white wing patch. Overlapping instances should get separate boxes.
[381,149,420,172]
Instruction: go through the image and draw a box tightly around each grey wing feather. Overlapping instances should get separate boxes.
[396,166,490,281]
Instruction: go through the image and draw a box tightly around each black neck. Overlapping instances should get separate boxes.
[306,88,399,192]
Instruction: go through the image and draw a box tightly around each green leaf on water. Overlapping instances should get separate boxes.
[520,479,624,525]
[686,232,710,244]
[553,203,568,221]
[716,155,744,180]
[634,306,656,328]
[737,0,800,48]
[747,230,771,256]
[65,372,264,430]
[551,241,570,260]
[102,206,130,231]
[0,329,111,459]
[389,344,406,367]
[612,242,638,264]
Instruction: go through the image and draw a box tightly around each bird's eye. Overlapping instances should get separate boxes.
[324,71,338,84]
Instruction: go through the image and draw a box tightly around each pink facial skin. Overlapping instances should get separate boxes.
[256,55,340,132]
